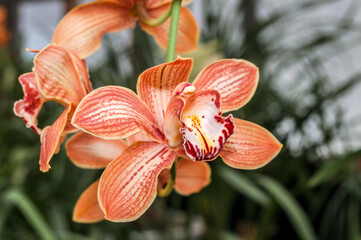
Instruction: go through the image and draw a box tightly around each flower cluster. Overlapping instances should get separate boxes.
[14,0,282,223]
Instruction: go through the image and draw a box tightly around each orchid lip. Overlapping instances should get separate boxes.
[181,114,235,161]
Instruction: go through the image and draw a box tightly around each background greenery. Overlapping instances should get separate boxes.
[0,0,360,239]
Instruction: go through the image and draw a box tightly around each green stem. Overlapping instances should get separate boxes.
[4,189,57,240]
[166,0,182,62]
[141,6,172,27]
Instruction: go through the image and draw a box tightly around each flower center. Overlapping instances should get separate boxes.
[131,2,152,21]
[180,90,235,161]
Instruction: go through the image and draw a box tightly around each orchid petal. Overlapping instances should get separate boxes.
[139,6,198,53]
[70,53,92,94]
[180,90,235,161]
[174,158,211,196]
[193,59,259,112]
[73,180,104,223]
[53,1,136,59]
[137,57,192,128]
[98,142,176,222]
[34,44,87,104]
[220,118,282,169]
[13,72,46,135]
[163,96,185,148]
[39,105,72,172]
[72,86,164,142]
[126,132,153,145]
[63,105,78,134]
[66,132,128,169]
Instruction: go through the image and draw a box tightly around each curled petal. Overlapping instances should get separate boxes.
[34,44,87,104]
[66,132,128,169]
[53,1,136,59]
[73,180,104,223]
[163,96,185,148]
[70,53,92,94]
[193,59,259,112]
[180,90,234,161]
[174,158,211,196]
[220,118,283,169]
[63,105,78,134]
[13,72,46,135]
[72,86,164,142]
[98,142,176,222]
[140,6,198,53]
[157,169,173,197]
[39,105,72,172]
[137,57,192,128]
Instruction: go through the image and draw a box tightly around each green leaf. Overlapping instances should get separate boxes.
[308,149,361,188]
[3,189,57,240]
[254,174,317,240]
[218,167,270,206]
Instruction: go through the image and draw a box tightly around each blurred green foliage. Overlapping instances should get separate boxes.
[0,0,361,239]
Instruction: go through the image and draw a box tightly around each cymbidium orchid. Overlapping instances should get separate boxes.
[71,57,283,222]
[52,0,199,59]
[13,43,92,172]
[66,131,210,223]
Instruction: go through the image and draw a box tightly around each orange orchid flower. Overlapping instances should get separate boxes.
[70,57,283,222]
[13,43,92,172]
[66,131,210,223]
[52,0,199,59]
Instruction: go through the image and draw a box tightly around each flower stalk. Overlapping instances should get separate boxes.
[166,0,183,62]
[140,6,172,27]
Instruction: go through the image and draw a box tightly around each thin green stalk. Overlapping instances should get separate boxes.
[166,0,182,62]
[141,7,172,26]
[4,189,57,240]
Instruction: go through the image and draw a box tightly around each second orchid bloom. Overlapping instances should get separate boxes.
[69,57,282,222]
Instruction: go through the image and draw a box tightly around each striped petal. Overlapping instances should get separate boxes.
[53,1,136,59]
[39,105,72,172]
[174,158,211,196]
[180,90,235,161]
[72,86,164,142]
[220,118,283,169]
[98,142,176,222]
[73,180,104,223]
[63,105,78,134]
[34,44,87,104]
[66,132,128,169]
[70,53,92,94]
[126,132,153,145]
[193,59,259,112]
[163,96,185,148]
[13,73,46,135]
[137,57,192,128]
[139,6,198,53]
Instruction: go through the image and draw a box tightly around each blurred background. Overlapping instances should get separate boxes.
[0,0,361,239]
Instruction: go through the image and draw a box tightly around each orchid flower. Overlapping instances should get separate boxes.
[71,57,282,222]
[13,43,92,172]
[52,0,199,59]
[66,131,210,223]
